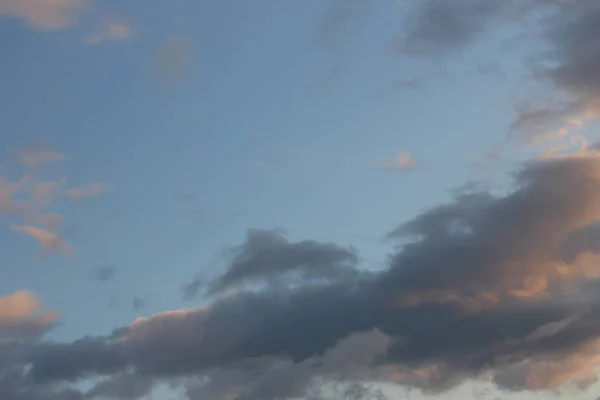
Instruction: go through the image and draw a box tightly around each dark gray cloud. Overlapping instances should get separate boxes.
[84,374,154,400]
[394,0,512,56]
[90,265,115,282]
[397,0,600,141]
[209,229,359,294]
[12,151,600,399]
[132,298,145,311]
[180,278,203,301]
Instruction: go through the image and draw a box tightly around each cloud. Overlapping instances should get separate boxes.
[0,0,84,30]
[155,37,194,83]
[33,179,66,208]
[64,182,109,201]
[209,229,359,294]
[12,150,600,397]
[84,19,133,45]
[320,0,375,53]
[0,176,28,214]
[132,298,145,311]
[26,213,63,229]
[395,0,600,142]
[181,278,203,301]
[90,265,115,282]
[85,374,154,400]
[9,142,66,168]
[0,291,58,340]
[393,0,516,57]
[379,151,416,170]
[10,225,74,257]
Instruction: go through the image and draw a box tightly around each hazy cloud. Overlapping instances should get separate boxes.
[91,265,116,282]
[379,151,416,170]
[132,298,145,311]
[9,142,66,168]
[84,19,133,45]
[181,278,203,301]
[0,0,84,30]
[10,225,74,257]
[155,37,194,83]
[0,176,28,214]
[64,182,109,201]
[320,0,375,53]
[26,213,63,230]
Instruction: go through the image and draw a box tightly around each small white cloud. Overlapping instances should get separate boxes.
[379,151,416,171]
[0,0,84,30]
[64,182,109,201]
[10,224,74,257]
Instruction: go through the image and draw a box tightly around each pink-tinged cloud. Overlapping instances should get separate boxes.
[379,151,416,170]
[9,142,66,168]
[0,176,28,214]
[26,213,63,229]
[64,182,109,201]
[84,19,133,45]
[0,290,58,339]
[10,224,74,257]
[32,179,65,208]
[0,0,84,30]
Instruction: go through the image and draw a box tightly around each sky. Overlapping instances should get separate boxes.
[2,0,600,399]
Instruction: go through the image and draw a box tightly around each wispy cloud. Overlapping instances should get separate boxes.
[0,176,28,214]
[10,224,74,257]
[0,0,134,46]
[0,0,84,30]
[25,213,63,229]
[84,19,133,45]
[33,179,65,208]
[64,182,109,201]
[91,265,116,282]
[155,37,194,83]
[379,151,416,171]
[9,142,66,168]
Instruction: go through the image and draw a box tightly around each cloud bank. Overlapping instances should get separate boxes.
[3,149,600,398]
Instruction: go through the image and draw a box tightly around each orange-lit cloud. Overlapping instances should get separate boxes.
[10,224,74,257]
[0,290,58,339]
[379,151,416,171]
[0,0,84,30]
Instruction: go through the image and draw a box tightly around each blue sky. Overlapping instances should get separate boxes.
[2,1,600,399]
